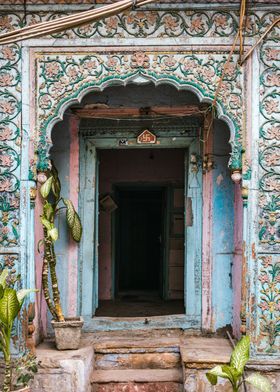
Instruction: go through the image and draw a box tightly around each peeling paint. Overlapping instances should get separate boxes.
[216,174,224,186]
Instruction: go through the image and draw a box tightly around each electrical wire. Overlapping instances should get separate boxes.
[0,0,156,45]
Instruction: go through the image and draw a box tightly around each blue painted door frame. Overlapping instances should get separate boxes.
[79,134,202,331]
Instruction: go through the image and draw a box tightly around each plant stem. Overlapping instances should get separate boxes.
[3,334,11,392]
[49,241,64,322]
[42,229,57,320]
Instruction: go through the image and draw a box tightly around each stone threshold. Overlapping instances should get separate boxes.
[31,332,280,391]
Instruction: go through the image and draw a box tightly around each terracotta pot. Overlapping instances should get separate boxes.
[51,316,84,350]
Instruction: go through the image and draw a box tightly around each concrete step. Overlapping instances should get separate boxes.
[94,349,181,370]
[91,382,184,392]
[91,368,183,383]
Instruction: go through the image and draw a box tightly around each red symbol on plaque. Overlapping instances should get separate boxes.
[137,129,156,144]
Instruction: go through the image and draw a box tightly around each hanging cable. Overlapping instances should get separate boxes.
[0,0,156,45]
[240,17,280,65]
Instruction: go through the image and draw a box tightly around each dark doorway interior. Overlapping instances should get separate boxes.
[96,148,185,317]
[117,188,163,294]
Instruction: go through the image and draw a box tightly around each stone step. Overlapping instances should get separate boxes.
[95,351,181,370]
[91,368,183,384]
[91,382,184,392]
[94,344,180,354]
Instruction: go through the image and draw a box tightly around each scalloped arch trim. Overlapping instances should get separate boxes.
[35,50,243,171]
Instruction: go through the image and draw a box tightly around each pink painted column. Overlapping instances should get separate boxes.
[202,111,214,332]
[67,115,80,316]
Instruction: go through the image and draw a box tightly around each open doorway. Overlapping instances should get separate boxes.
[117,188,163,295]
[96,148,185,317]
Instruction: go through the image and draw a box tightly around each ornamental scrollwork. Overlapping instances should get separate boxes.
[35,50,243,170]
[0,10,279,40]
[258,255,280,353]
[257,29,280,353]
[0,43,21,249]
[259,41,280,248]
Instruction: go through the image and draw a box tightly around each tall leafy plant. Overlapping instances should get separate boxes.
[39,165,82,322]
[206,336,271,392]
[0,269,36,392]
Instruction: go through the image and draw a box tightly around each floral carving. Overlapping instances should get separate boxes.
[0,10,279,39]
[259,40,280,248]
[0,4,279,357]
[259,256,280,352]
[0,43,21,251]
[35,50,242,170]
[131,52,150,68]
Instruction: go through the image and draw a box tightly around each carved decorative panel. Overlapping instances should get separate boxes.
[0,44,21,249]
[35,50,243,170]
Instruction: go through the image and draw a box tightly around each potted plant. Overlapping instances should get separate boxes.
[206,335,271,392]
[0,269,37,392]
[39,164,83,350]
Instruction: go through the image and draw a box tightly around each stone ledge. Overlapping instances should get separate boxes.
[91,369,183,383]
[181,337,232,368]
[31,341,94,392]
[181,337,280,372]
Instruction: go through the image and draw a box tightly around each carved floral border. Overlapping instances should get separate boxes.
[0,5,280,356]
[0,44,21,249]
[0,10,279,40]
[35,49,243,170]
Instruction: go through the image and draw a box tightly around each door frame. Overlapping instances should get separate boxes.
[79,132,202,331]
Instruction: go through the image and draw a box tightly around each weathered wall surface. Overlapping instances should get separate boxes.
[0,0,279,356]
[212,120,235,331]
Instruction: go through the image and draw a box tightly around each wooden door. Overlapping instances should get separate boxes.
[79,140,99,316]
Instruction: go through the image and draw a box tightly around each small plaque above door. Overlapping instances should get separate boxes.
[137,129,157,144]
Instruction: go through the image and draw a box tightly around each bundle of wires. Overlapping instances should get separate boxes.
[0,0,156,45]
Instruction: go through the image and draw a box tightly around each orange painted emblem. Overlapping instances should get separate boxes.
[137,129,157,144]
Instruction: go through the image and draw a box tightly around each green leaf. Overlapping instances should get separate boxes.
[221,365,240,385]
[0,269,8,289]
[51,176,61,199]
[259,226,266,241]
[50,162,59,179]
[206,365,231,386]
[62,198,75,228]
[17,289,38,307]
[40,217,52,231]
[37,239,44,253]
[71,212,82,242]
[48,227,58,242]
[0,285,4,300]
[246,373,272,392]
[0,288,20,328]
[230,335,250,374]
[43,202,54,221]
[40,176,53,199]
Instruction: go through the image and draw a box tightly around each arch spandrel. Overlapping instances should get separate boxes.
[35,50,243,171]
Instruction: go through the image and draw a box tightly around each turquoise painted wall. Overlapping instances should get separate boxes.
[212,120,235,330]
